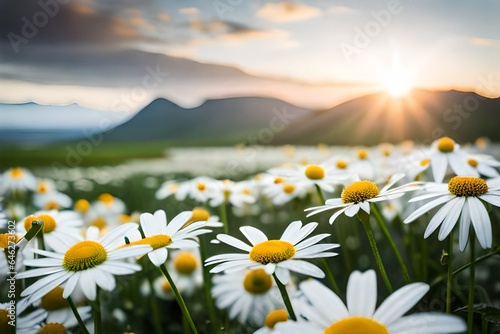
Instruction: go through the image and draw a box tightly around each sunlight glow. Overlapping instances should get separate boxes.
[381,55,414,97]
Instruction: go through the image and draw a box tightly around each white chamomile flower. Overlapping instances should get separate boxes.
[262,179,310,206]
[155,180,179,200]
[33,178,72,210]
[464,154,500,178]
[206,221,339,284]
[254,309,290,334]
[17,224,151,303]
[275,270,466,334]
[175,176,217,203]
[17,210,84,252]
[125,210,213,267]
[305,174,420,224]
[0,167,37,194]
[209,179,257,208]
[404,176,500,251]
[211,269,285,326]
[426,137,475,183]
[165,249,203,297]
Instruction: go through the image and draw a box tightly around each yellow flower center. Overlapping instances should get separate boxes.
[74,199,90,213]
[249,240,296,264]
[183,208,210,229]
[98,193,115,206]
[91,217,107,230]
[24,214,57,233]
[324,316,389,334]
[420,158,431,167]
[274,177,285,184]
[243,269,273,294]
[448,176,488,197]
[63,240,108,272]
[357,149,368,160]
[336,160,348,169]
[174,252,198,275]
[37,181,48,193]
[127,234,172,250]
[283,184,295,194]
[162,280,172,292]
[168,183,178,192]
[0,309,14,334]
[467,158,479,168]
[242,189,251,195]
[0,233,19,249]
[38,323,67,334]
[305,165,325,180]
[265,309,288,328]
[9,168,24,179]
[196,182,206,191]
[44,201,60,210]
[41,287,68,310]
[341,181,380,204]
[119,214,131,224]
[437,137,455,153]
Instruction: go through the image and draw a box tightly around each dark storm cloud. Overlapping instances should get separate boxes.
[0,0,147,55]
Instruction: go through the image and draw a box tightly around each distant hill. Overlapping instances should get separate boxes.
[272,90,500,145]
[102,97,311,145]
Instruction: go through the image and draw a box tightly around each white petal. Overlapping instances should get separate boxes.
[165,211,191,235]
[21,271,70,300]
[63,272,81,298]
[94,268,116,292]
[295,233,331,251]
[480,194,500,207]
[424,199,457,239]
[459,202,471,252]
[79,270,97,301]
[205,253,249,264]
[101,223,139,249]
[404,195,453,224]
[210,259,254,273]
[148,248,168,267]
[300,279,348,323]
[278,260,324,278]
[344,204,360,217]
[380,173,405,193]
[431,153,447,183]
[437,197,465,240]
[287,222,318,245]
[280,220,303,241]
[264,262,276,275]
[140,212,161,237]
[373,283,429,325]
[347,270,377,317]
[169,239,199,249]
[468,197,492,248]
[275,267,290,285]
[359,201,370,214]
[217,234,252,252]
[388,312,466,333]
[295,244,340,258]
[98,261,142,275]
[239,226,268,245]
[329,207,349,224]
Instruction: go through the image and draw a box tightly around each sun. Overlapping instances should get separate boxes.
[380,57,414,98]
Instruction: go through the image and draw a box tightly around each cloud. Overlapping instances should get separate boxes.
[179,7,199,15]
[256,2,321,23]
[187,20,288,41]
[471,37,498,46]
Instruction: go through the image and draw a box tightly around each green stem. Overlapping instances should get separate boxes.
[159,265,198,334]
[219,203,228,234]
[371,204,411,284]
[430,247,500,287]
[315,184,326,203]
[147,277,164,334]
[93,289,102,334]
[272,273,297,321]
[358,213,393,293]
[468,232,476,334]
[67,296,90,334]
[446,230,454,313]
[199,237,222,334]
[320,258,341,296]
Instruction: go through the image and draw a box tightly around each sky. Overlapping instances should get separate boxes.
[1,0,499,115]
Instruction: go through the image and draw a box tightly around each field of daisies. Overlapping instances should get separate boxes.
[1,137,500,334]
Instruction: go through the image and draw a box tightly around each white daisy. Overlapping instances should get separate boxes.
[155,180,180,200]
[32,305,92,334]
[305,174,420,224]
[175,176,218,203]
[32,178,72,210]
[209,179,257,208]
[275,270,466,334]
[404,176,500,251]
[205,221,339,284]
[17,224,151,303]
[164,248,203,297]
[254,309,290,334]
[125,210,213,267]
[425,137,475,183]
[17,210,84,252]
[262,178,311,206]
[465,154,500,178]
[0,167,37,194]
[211,269,285,326]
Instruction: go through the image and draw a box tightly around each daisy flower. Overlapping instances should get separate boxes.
[205,221,339,284]
[464,154,500,178]
[425,137,475,183]
[155,180,180,200]
[175,176,217,203]
[269,162,349,193]
[16,224,151,303]
[0,167,37,194]
[209,179,257,208]
[305,174,420,224]
[254,309,289,334]
[125,210,213,267]
[211,269,285,326]
[262,179,310,206]
[17,210,84,252]
[164,249,203,297]
[404,176,500,251]
[32,178,72,210]
[275,270,466,334]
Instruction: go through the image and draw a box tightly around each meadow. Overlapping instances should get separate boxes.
[1,140,500,333]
